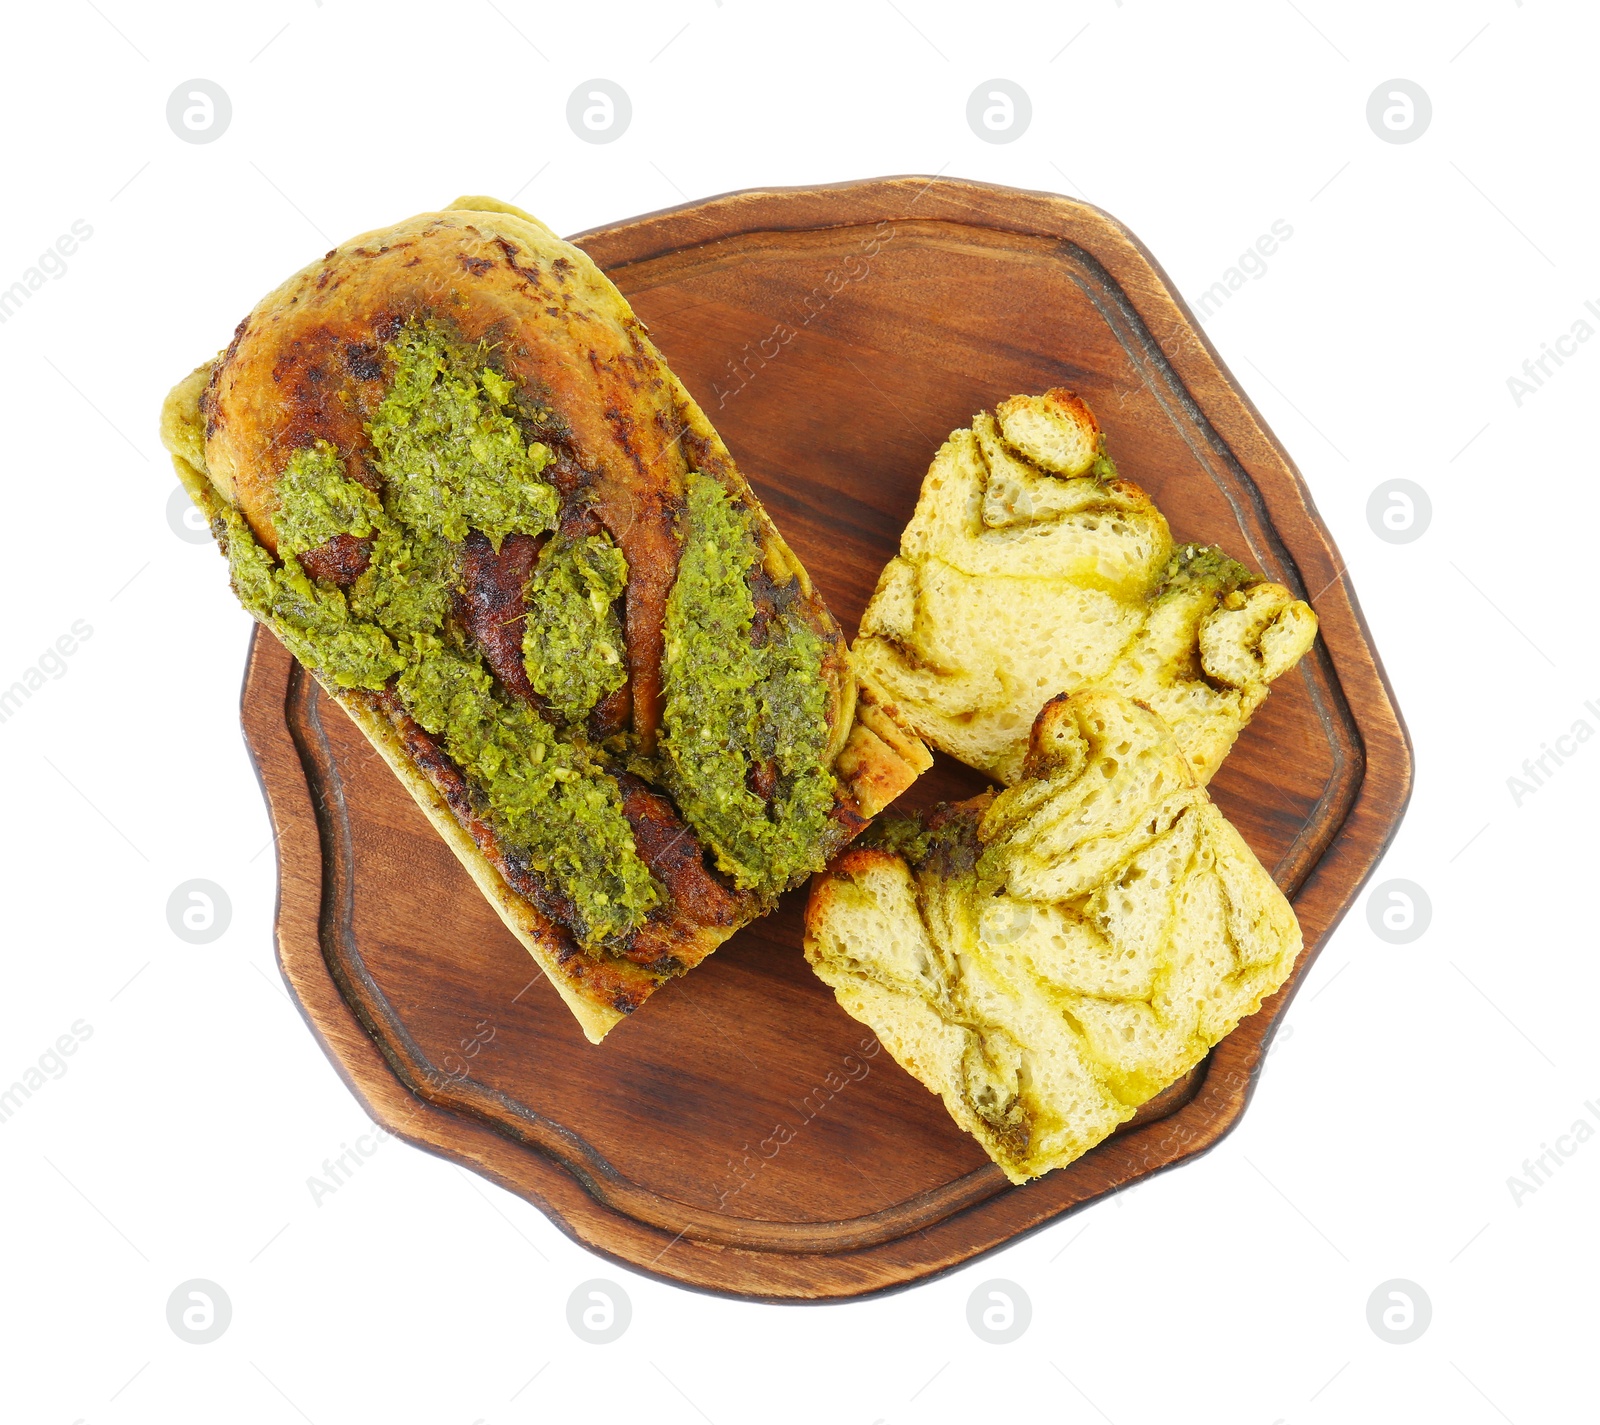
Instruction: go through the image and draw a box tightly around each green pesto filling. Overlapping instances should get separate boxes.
[658,471,835,897]
[368,319,559,549]
[395,634,656,944]
[347,519,456,641]
[223,323,659,947]
[225,495,403,691]
[862,803,983,881]
[273,441,383,554]
[858,808,937,866]
[1153,542,1261,602]
[522,532,629,724]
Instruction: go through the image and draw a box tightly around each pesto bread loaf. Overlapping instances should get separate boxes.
[804,690,1302,1183]
[161,197,929,1043]
[853,389,1318,786]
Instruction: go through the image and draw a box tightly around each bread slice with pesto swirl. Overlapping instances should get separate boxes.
[804,689,1302,1183]
[852,388,1319,787]
[161,197,929,1043]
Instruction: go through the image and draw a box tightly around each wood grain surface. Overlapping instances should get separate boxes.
[241,176,1412,1300]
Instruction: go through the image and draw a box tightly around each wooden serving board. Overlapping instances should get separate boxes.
[242,177,1411,1300]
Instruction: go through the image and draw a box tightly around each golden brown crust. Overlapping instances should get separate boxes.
[996,385,1100,442]
[830,680,933,819]
[814,845,905,887]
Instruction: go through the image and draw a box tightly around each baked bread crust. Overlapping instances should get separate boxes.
[162,198,927,1042]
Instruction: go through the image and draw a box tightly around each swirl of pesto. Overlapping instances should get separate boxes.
[274,440,384,552]
[522,532,629,724]
[394,634,658,945]
[221,325,662,948]
[659,472,835,897]
[368,318,559,549]
[228,442,404,691]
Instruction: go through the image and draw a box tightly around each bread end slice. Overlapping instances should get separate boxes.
[851,388,1319,789]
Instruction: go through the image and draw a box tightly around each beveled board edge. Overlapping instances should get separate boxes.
[285,643,1213,1257]
[242,177,1413,1300]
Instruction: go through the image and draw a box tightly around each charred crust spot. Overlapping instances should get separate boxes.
[523,403,576,450]
[296,533,372,585]
[459,254,494,276]
[343,342,385,381]
[204,317,255,439]
[587,683,632,740]
[480,317,516,348]
[257,327,382,458]
[455,530,544,705]
[755,569,799,611]
[675,425,737,487]
[541,448,590,499]
[552,256,574,281]
[371,309,406,345]
[557,500,605,542]
[550,936,587,970]
[748,758,778,801]
[589,344,654,397]
[829,802,870,841]
[199,383,219,440]
[748,568,797,646]
[600,400,640,461]
[500,844,587,933]
[614,773,744,929]
[494,236,549,295]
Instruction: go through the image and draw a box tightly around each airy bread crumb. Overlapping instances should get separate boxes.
[804,690,1302,1183]
[854,388,1318,786]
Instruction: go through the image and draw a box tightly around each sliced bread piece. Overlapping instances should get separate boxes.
[804,689,1303,1183]
[854,388,1318,786]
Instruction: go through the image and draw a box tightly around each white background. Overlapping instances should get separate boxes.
[1,1,1594,1421]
